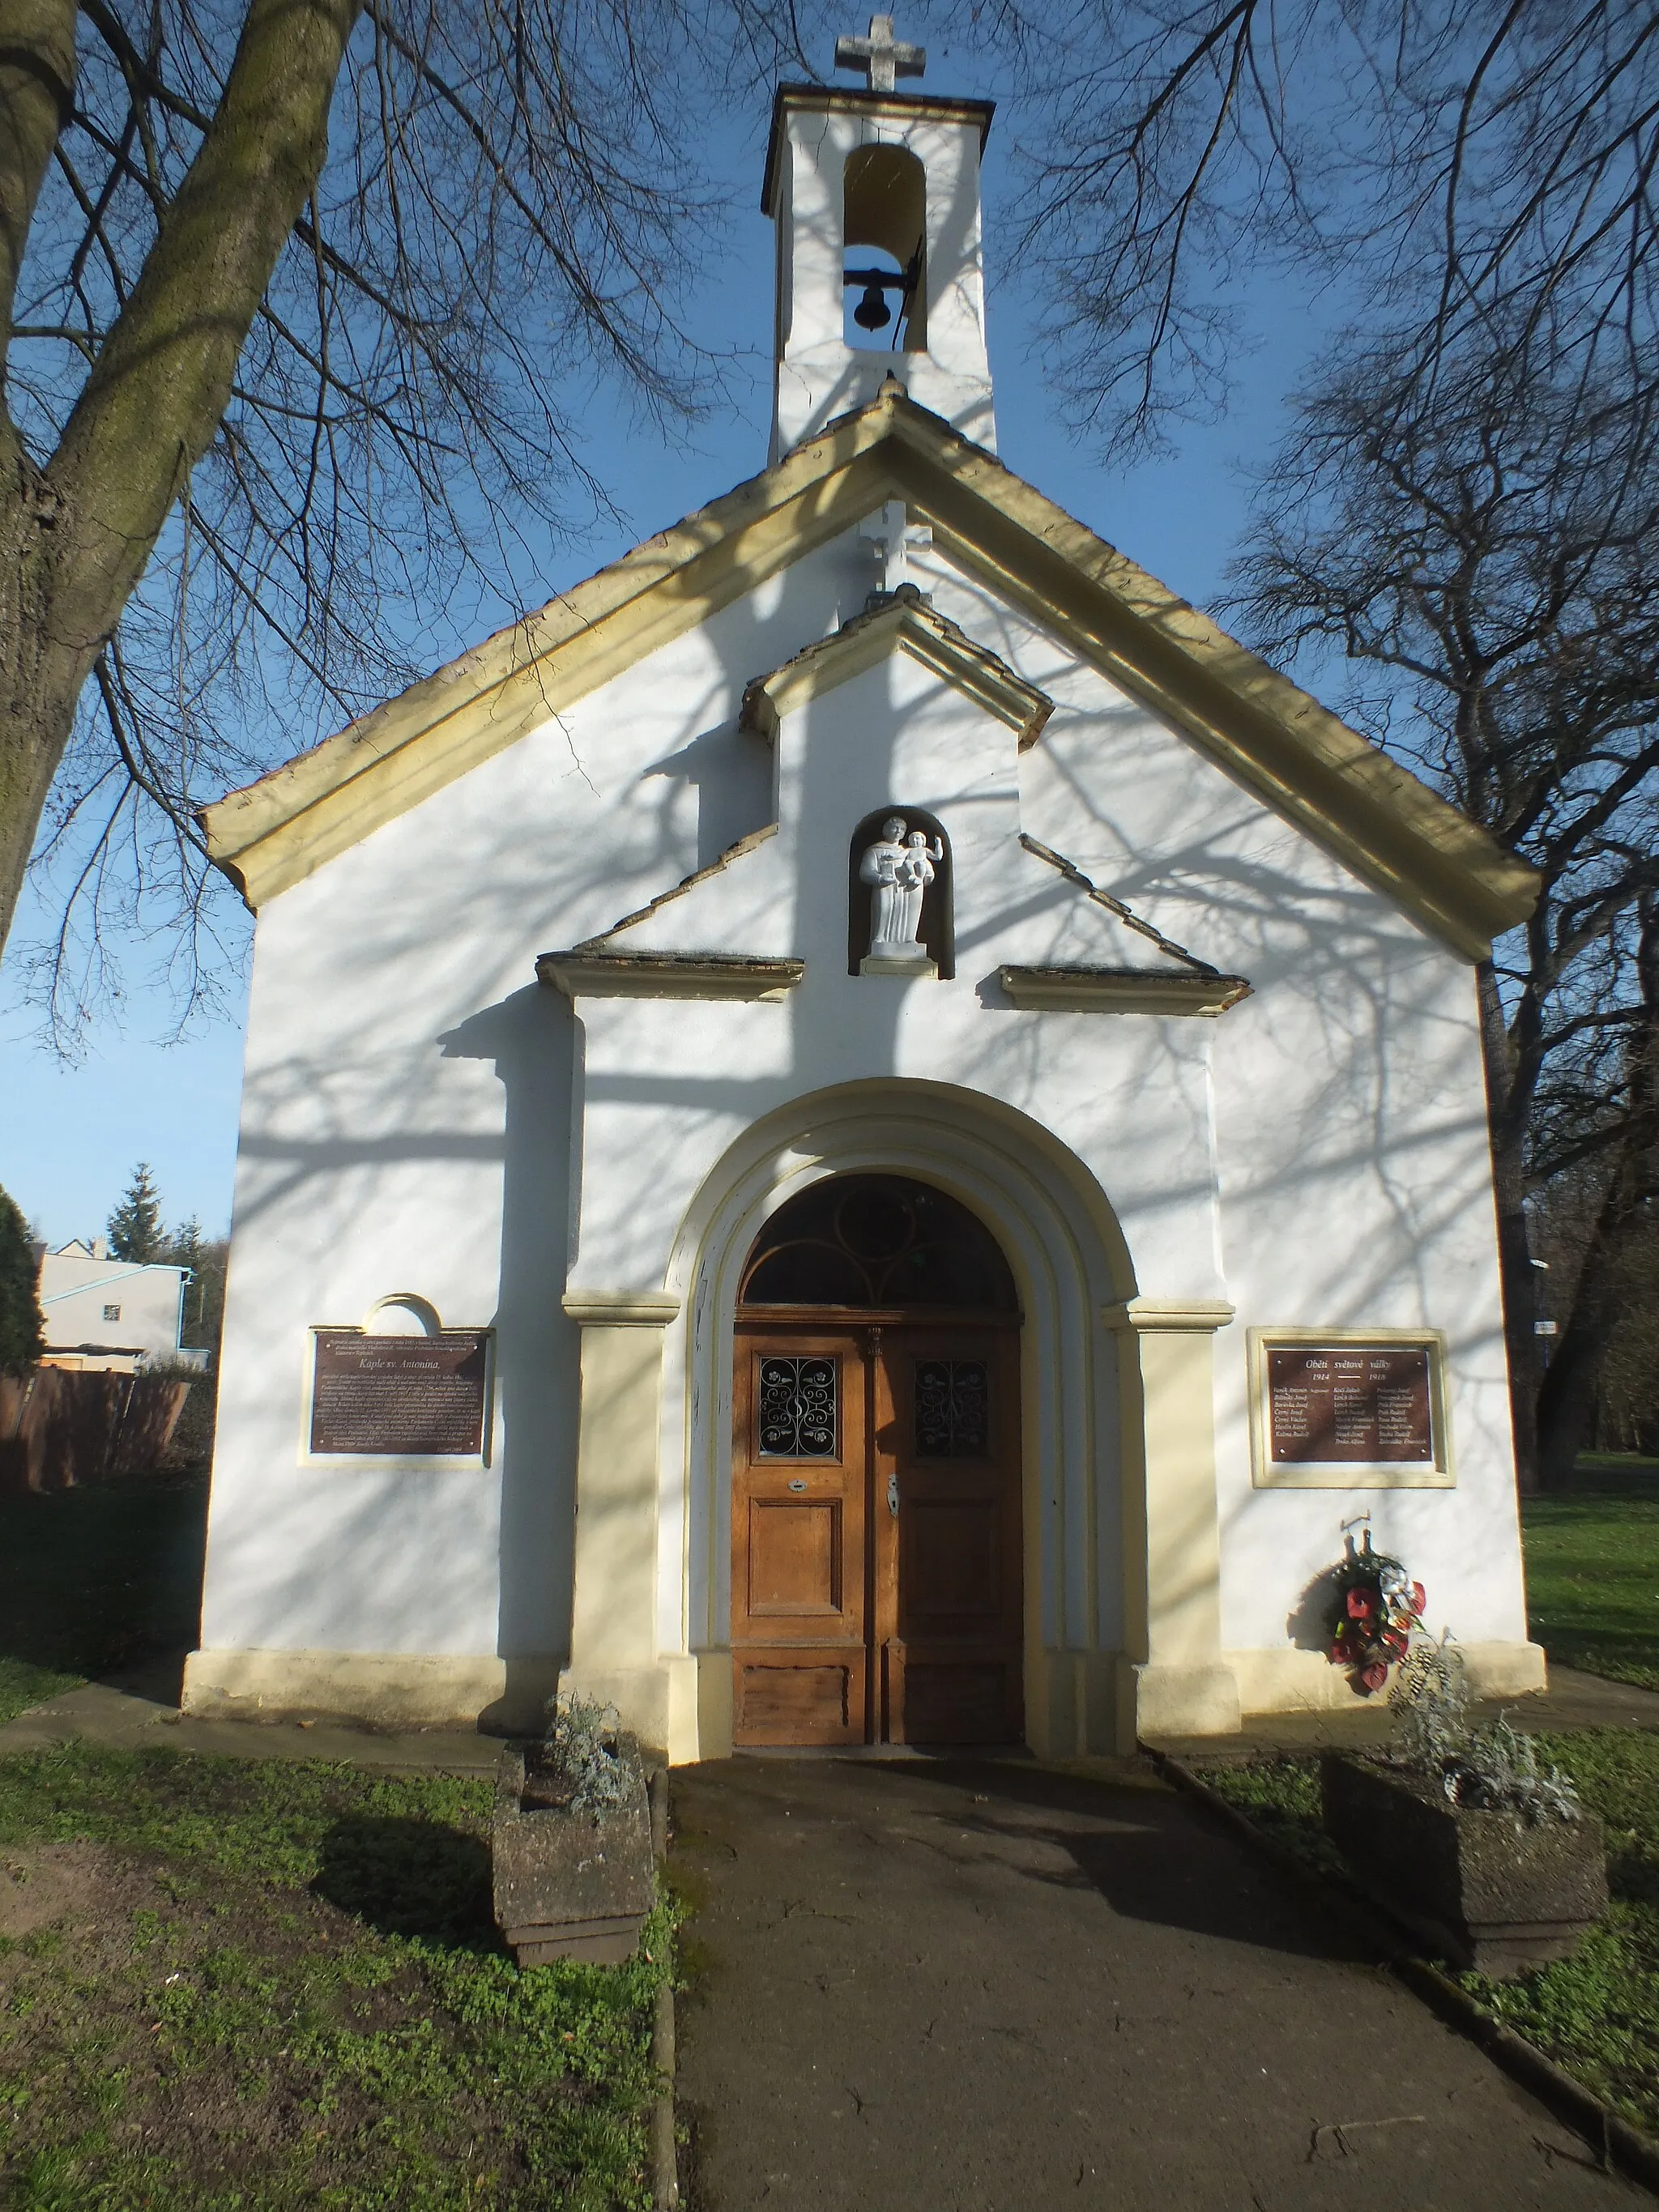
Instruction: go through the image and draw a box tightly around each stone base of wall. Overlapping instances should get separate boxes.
[1024,1647,1124,1760]
[1226,1640,1548,1720]
[181,1639,1550,1750]
[181,1647,561,1733]
[1118,1659,1243,1745]
[557,1654,702,1764]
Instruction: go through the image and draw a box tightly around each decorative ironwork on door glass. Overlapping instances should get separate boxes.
[757,1356,838,1456]
[915,1358,990,1455]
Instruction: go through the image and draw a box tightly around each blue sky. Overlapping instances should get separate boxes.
[1,72,1338,1248]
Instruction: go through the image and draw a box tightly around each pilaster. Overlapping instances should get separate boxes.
[560,1292,681,1755]
[1103,1297,1242,1743]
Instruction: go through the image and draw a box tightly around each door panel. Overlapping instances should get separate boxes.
[745,1497,842,1616]
[902,1498,1000,1622]
[731,1329,868,1746]
[876,1328,1023,1745]
[735,1652,864,1743]
[732,1319,1021,1747]
[901,1660,1014,1745]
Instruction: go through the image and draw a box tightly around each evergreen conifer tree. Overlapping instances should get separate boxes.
[164,1217,220,1346]
[167,1216,204,1275]
[108,1164,164,1263]
[0,1186,45,1376]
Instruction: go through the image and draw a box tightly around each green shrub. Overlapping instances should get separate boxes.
[0,1183,45,1377]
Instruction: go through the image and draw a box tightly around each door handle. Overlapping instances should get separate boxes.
[887,1472,900,1517]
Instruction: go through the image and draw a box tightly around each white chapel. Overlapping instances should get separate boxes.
[188,23,1545,1761]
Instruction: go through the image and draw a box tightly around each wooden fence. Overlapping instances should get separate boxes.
[0,1370,194,1494]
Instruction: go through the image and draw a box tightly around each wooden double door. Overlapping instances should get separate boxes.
[731,1319,1023,1746]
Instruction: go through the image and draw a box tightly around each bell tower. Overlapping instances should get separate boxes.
[762,16,996,462]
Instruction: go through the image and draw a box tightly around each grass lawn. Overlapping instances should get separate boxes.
[0,1473,210,1723]
[0,1743,672,2210]
[1523,1460,1659,1693]
[1201,1733,1659,2140]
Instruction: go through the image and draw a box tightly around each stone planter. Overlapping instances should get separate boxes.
[1320,1752,1607,1978]
[492,1739,655,1966]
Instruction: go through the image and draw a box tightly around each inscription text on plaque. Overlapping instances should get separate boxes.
[1248,1331,1450,1488]
[309,1331,491,1457]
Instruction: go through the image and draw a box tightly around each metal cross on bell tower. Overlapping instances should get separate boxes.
[834,13,926,92]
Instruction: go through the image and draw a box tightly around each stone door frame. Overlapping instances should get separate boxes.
[559,1078,1242,1760]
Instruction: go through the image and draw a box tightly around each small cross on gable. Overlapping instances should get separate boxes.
[834,14,925,93]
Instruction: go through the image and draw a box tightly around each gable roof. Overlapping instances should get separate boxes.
[736,583,1052,748]
[199,382,1539,961]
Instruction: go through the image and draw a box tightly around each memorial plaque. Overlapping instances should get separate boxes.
[310,1330,490,1456]
[1265,1344,1435,1466]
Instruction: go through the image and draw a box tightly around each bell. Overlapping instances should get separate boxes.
[854,283,891,331]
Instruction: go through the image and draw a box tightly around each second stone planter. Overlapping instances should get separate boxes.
[492,1738,655,1967]
[1320,1751,1607,1978]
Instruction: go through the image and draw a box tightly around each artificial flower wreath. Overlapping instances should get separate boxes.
[1325,1530,1426,1694]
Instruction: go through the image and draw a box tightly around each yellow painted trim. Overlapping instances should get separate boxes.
[538,953,804,1004]
[738,588,1052,748]
[180,1647,558,1731]
[561,1320,672,1755]
[1111,1302,1243,1739]
[1000,966,1251,1016]
[202,387,1539,959]
[203,413,900,908]
[561,1292,681,1325]
[876,415,1536,960]
[1103,1297,1237,1334]
[1225,1643,1546,1715]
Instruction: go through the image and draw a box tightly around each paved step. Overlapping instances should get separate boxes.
[0,1669,500,1775]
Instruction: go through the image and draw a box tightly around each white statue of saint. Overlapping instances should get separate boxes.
[859,816,944,972]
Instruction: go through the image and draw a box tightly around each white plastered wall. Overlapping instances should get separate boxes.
[187,520,1539,1742]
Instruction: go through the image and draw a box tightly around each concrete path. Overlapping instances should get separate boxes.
[672,1756,1640,2211]
[1148,1664,1659,1766]
[0,1659,498,1775]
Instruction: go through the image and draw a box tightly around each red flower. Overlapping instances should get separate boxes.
[1346,1588,1375,1621]
[1411,1583,1426,1614]
[1358,1660,1389,1693]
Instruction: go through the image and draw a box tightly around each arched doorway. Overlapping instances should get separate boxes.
[731,1173,1023,1747]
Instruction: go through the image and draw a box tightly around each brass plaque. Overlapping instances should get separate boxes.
[1266,1345,1434,1465]
[310,1331,489,1456]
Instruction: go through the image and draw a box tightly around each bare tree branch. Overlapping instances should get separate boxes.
[2,0,838,1035]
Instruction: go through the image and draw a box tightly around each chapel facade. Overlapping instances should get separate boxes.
[187,23,1544,1760]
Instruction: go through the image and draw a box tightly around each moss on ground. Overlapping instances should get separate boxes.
[0,1745,672,2209]
[1523,1464,1659,1694]
[1200,1730,1659,2139]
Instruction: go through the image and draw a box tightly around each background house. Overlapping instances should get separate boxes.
[36,1240,203,1375]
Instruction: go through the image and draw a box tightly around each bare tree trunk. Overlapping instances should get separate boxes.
[1537,1166,1633,1488]
[0,0,361,957]
[1477,961,1542,1493]
[0,499,75,952]
[0,0,80,947]
[1536,899,1659,1487]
